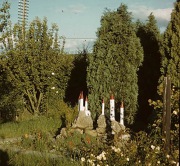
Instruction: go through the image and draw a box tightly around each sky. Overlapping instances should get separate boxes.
[4,0,176,53]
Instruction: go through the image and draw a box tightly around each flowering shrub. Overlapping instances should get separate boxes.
[55,121,179,166]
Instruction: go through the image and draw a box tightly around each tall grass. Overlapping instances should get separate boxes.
[4,149,80,166]
[0,116,61,139]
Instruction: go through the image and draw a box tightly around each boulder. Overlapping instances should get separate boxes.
[96,127,106,134]
[72,111,93,130]
[111,120,125,134]
[85,129,97,137]
[97,115,106,128]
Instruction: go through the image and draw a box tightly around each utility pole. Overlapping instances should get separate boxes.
[18,0,29,40]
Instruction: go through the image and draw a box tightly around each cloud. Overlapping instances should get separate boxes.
[129,6,173,31]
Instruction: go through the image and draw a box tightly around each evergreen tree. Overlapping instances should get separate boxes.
[87,4,143,124]
[159,0,180,135]
[136,13,161,129]
[159,1,180,89]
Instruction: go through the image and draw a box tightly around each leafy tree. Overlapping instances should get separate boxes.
[87,4,143,124]
[0,17,73,116]
[135,14,161,129]
[0,0,14,120]
[0,0,10,33]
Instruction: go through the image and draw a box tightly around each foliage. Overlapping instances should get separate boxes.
[0,0,10,33]
[158,0,180,118]
[149,0,180,153]
[0,106,179,166]
[135,13,161,129]
[65,47,89,106]
[0,17,73,117]
[87,4,143,124]
[47,99,78,128]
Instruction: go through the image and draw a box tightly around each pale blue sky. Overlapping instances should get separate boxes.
[4,0,176,53]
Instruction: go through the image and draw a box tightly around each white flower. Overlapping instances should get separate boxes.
[170,160,177,164]
[81,157,85,162]
[90,154,95,157]
[126,157,129,161]
[157,161,160,164]
[51,86,55,90]
[166,154,170,158]
[51,72,55,75]
[97,155,102,160]
[56,91,58,93]
[102,151,106,155]
[173,110,178,115]
[151,145,155,150]
[111,146,115,150]
[156,146,160,151]
[114,148,121,153]
[87,159,93,164]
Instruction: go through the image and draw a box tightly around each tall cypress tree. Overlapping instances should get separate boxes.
[87,4,143,125]
[159,1,180,88]
[136,14,161,128]
[159,0,180,131]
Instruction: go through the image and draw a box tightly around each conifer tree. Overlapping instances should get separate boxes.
[159,1,180,89]
[159,0,179,134]
[136,14,161,127]
[87,4,143,124]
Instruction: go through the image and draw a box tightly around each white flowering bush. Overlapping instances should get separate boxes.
[56,113,179,166]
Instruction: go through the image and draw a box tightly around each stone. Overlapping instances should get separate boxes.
[85,129,97,137]
[72,111,93,130]
[96,127,106,134]
[56,128,67,139]
[97,115,106,128]
[69,128,83,135]
[111,120,125,134]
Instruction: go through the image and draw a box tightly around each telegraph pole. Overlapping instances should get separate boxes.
[18,0,29,40]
